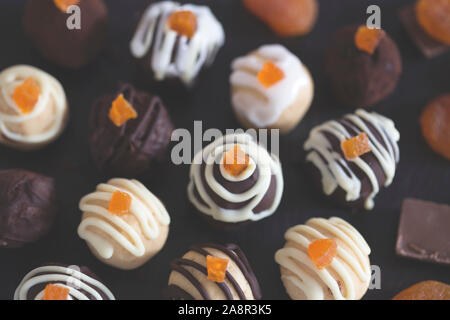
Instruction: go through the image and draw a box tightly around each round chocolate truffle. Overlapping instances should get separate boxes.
[0,65,69,151]
[89,83,174,178]
[0,169,57,248]
[78,178,171,270]
[166,243,262,300]
[187,133,284,227]
[325,25,402,107]
[14,263,115,300]
[130,1,225,86]
[303,109,400,210]
[23,0,108,69]
[275,217,371,300]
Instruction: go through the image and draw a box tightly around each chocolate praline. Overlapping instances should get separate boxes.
[23,0,108,69]
[325,25,402,107]
[89,83,174,178]
[0,169,57,248]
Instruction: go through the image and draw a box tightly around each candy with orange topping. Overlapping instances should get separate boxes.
[168,10,197,38]
[420,94,450,160]
[354,26,386,54]
[108,94,138,127]
[53,0,80,12]
[12,77,41,114]
[223,145,250,177]
[206,255,229,282]
[416,0,450,45]
[108,190,132,215]
[257,62,285,88]
[308,238,338,269]
[341,132,371,159]
[243,0,318,37]
[43,284,70,300]
[393,280,450,300]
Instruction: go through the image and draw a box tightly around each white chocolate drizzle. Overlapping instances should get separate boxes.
[303,109,400,210]
[275,217,371,300]
[230,44,310,127]
[0,65,67,146]
[187,133,283,223]
[14,265,115,300]
[78,178,170,259]
[130,1,225,85]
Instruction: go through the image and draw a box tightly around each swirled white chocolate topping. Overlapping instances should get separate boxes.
[188,133,283,223]
[230,44,311,127]
[130,1,225,85]
[78,178,170,259]
[0,65,68,149]
[275,217,371,300]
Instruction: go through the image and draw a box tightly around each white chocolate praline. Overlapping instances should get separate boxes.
[14,265,115,300]
[187,133,283,224]
[275,217,371,300]
[78,178,170,270]
[230,44,314,133]
[0,65,68,150]
[130,1,225,85]
[303,109,400,210]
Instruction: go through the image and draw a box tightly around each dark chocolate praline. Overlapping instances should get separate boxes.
[23,0,108,69]
[89,82,174,178]
[0,169,57,248]
[165,243,262,300]
[325,25,402,107]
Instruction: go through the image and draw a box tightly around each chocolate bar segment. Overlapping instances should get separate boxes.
[399,5,449,58]
[396,198,450,266]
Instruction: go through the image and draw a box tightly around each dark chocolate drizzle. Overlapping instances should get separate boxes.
[165,243,262,300]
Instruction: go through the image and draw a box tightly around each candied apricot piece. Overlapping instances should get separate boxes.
[393,281,450,300]
[257,62,285,88]
[206,255,229,283]
[341,132,371,160]
[108,190,132,215]
[416,0,450,45]
[12,77,41,114]
[308,238,338,269]
[420,94,450,160]
[223,145,250,177]
[168,10,197,38]
[354,26,386,54]
[243,0,318,37]
[53,0,80,12]
[108,94,138,127]
[43,284,70,300]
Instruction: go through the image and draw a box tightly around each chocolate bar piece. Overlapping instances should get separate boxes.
[396,198,450,266]
[399,5,449,58]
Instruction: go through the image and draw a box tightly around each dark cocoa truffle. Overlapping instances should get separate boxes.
[23,0,108,69]
[165,243,262,300]
[89,83,175,178]
[325,25,402,107]
[0,169,57,248]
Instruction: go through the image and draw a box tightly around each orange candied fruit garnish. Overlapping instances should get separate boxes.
[416,0,450,45]
[308,238,338,270]
[341,132,371,160]
[393,280,450,300]
[108,94,138,127]
[12,77,41,115]
[257,62,285,88]
[354,25,386,54]
[43,284,70,300]
[168,10,198,38]
[53,0,80,12]
[108,190,132,215]
[223,145,250,177]
[206,255,229,283]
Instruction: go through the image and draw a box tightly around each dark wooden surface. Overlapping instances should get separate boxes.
[0,0,449,300]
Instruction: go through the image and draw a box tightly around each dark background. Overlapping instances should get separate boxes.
[0,0,449,300]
